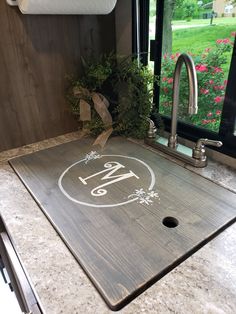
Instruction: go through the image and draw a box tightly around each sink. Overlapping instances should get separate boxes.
[9,137,236,310]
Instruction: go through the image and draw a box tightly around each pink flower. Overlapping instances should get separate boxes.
[214,96,223,103]
[207,112,213,117]
[213,67,223,73]
[216,110,222,115]
[162,77,167,82]
[202,119,210,125]
[231,32,236,37]
[216,38,230,44]
[170,54,175,60]
[195,64,208,72]
[209,80,214,85]
[223,38,230,44]
[175,52,180,58]
[224,80,228,86]
[167,78,173,84]
[200,88,209,95]
[211,119,216,123]
[205,48,211,52]
[214,85,225,91]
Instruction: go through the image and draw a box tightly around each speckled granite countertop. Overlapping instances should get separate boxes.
[0,132,235,314]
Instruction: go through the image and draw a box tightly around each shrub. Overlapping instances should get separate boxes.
[174,0,199,20]
[183,0,199,21]
[160,34,234,132]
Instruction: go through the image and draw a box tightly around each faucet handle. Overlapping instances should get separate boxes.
[195,138,223,149]
[146,117,157,138]
[192,138,223,162]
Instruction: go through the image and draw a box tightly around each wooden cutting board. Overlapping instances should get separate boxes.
[9,137,236,310]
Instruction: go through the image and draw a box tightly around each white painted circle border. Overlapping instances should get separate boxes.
[58,155,156,208]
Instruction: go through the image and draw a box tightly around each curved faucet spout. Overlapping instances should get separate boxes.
[168,53,198,149]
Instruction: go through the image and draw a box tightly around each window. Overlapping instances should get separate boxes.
[135,0,236,158]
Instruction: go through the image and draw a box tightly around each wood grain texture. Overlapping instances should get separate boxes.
[9,137,236,310]
[0,2,115,152]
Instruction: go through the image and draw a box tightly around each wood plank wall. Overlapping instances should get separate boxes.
[0,2,115,152]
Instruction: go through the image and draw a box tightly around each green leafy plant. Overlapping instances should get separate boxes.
[67,54,158,139]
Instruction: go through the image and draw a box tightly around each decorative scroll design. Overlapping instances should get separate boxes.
[128,188,160,205]
[84,151,101,164]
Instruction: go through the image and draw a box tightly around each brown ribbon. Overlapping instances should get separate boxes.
[73,88,113,148]
[92,93,112,127]
[79,99,91,121]
[92,127,113,148]
[92,93,113,148]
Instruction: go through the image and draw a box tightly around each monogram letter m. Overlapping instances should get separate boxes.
[79,161,139,197]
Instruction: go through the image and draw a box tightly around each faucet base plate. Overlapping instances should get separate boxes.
[145,136,207,168]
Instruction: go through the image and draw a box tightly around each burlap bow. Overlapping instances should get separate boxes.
[73,87,113,148]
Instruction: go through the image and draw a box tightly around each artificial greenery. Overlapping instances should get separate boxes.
[67,54,157,139]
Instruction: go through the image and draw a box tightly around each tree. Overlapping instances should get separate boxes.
[149,0,176,54]
[162,0,200,54]
[183,0,199,21]
[162,0,176,54]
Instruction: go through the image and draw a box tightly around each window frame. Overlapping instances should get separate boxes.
[132,0,150,65]
[136,0,236,158]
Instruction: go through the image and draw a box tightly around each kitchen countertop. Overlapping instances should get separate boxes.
[0,132,235,314]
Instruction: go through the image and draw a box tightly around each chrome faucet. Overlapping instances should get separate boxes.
[145,53,223,167]
[168,53,198,148]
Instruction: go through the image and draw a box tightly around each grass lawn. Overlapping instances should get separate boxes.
[172,24,236,74]
[149,17,236,73]
[172,25,236,55]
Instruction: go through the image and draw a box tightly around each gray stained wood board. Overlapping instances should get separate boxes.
[9,137,236,310]
[0,1,115,151]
